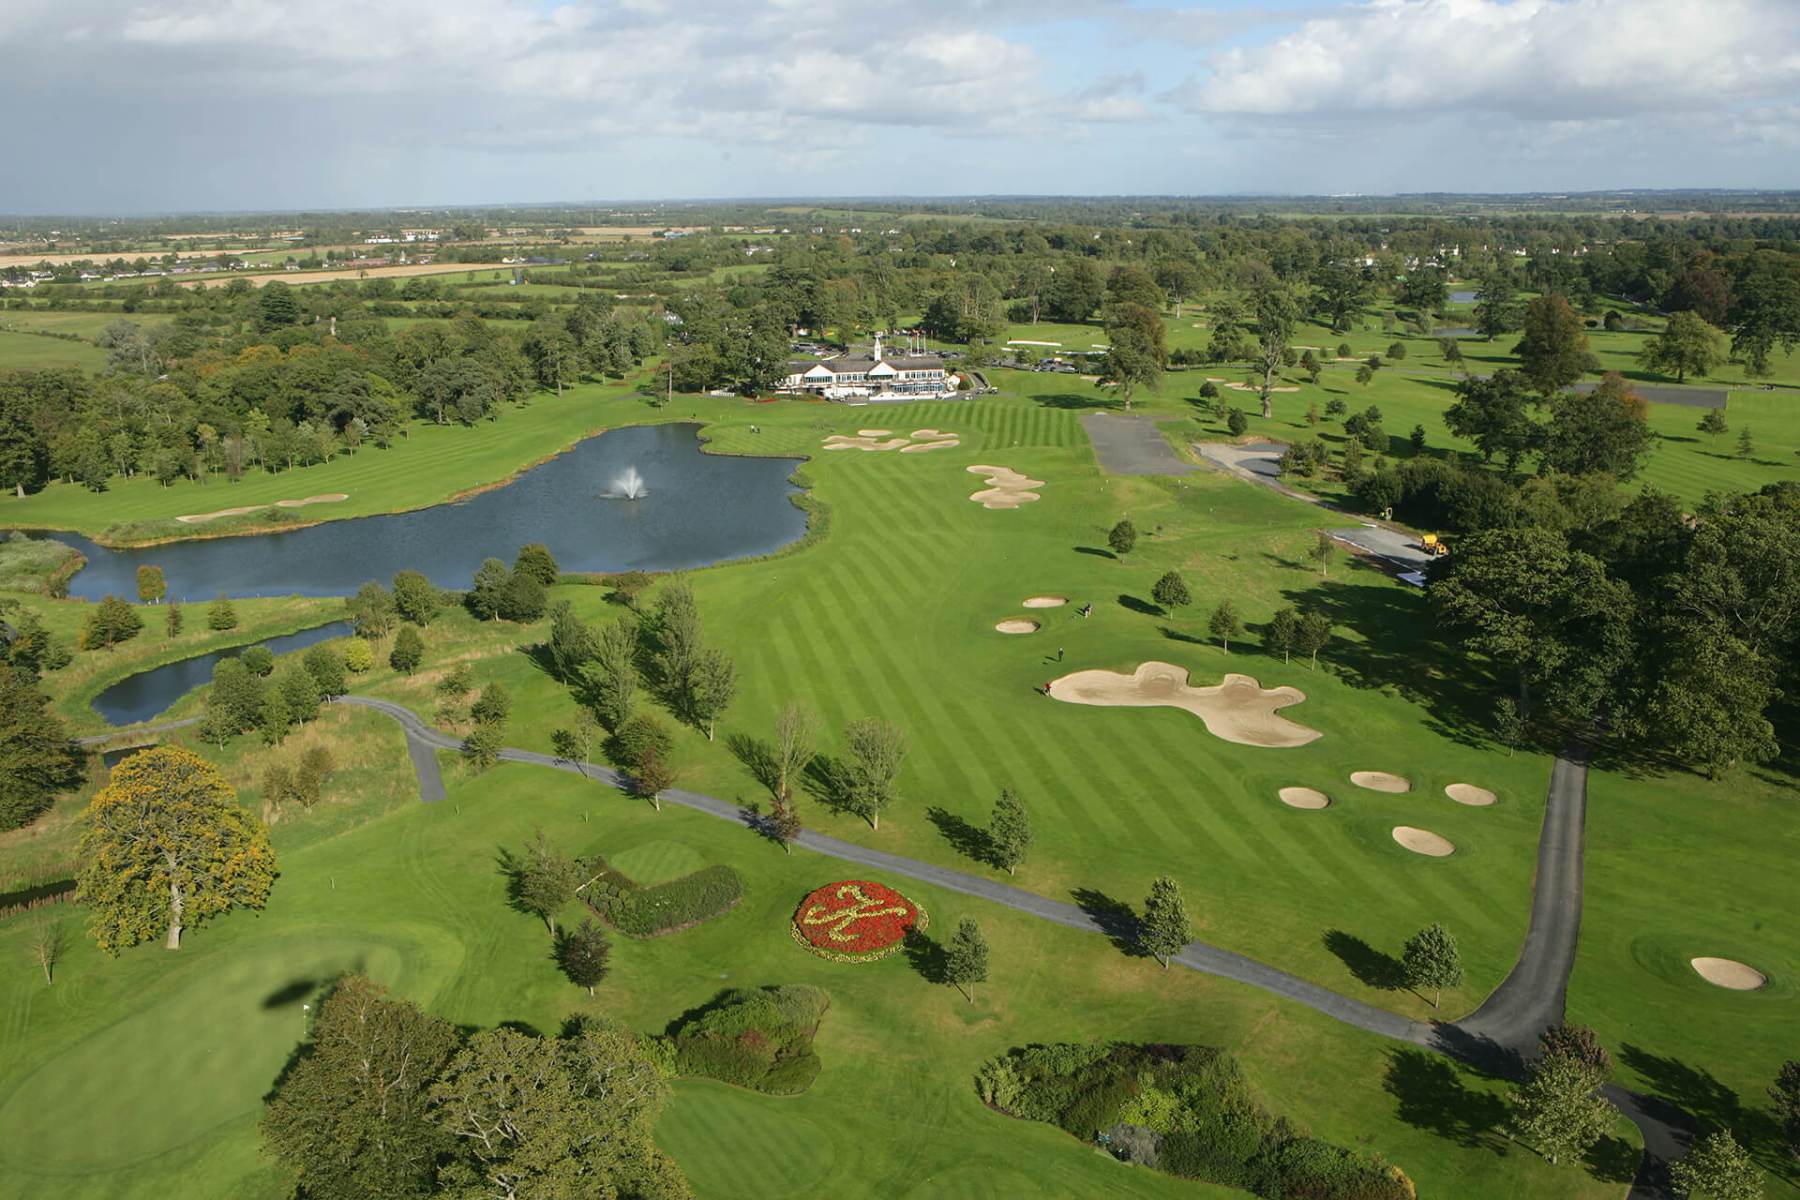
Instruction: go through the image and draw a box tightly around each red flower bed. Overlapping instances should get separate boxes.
[791,880,927,962]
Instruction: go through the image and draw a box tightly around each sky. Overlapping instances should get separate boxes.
[3,0,1798,214]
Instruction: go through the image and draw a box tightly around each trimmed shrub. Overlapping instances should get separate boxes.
[583,860,743,937]
[666,985,829,1094]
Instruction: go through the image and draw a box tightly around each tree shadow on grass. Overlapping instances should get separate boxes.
[1584,1133,1642,1186]
[801,754,853,817]
[1036,392,1121,411]
[903,928,947,984]
[1159,625,1204,645]
[1322,929,1405,990]
[1618,1044,1765,1142]
[726,732,779,801]
[1279,567,1501,749]
[1118,593,1162,617]
[1382,1047,1510,1151]
[1072,887,1142,956]
[926,806,992,867]
[262,978,318,1009]
[1074,545,1115,559]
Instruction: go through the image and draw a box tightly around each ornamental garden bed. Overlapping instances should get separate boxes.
[581,858,743,938]
[790,879,927,963]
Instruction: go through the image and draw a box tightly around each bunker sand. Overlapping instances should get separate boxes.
[1392,826,1455,857]
[967,464,1043,509]
[823,428,960,453]
[1352,771,1412,793]
[1048,662,1320,748]
[176,493,349,523]
[1279,787,1331,810]
[1445,783,1497,807]
[1690,957,1767,990]
[1022,595,1066,608]
[995,619,1040,634]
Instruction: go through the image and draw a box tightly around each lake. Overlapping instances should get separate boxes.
[90,621,353,726]
[36,424,806,602]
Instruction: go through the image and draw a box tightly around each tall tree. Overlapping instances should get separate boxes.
[1252,284,1298,418]
[687,648,736,741]
[1311,261,1371,332]
[392,569,439,626]
[1209,600,1241,651]
[1295,611,1334,669]
[1639,311,1725,383]
[546,601,597,682]
[1096,302,1166,412]
[944,918,991,1002]
[843,717,906,831]
[1541,373,1655,480]
[1444,370,1540,471]
[1267,606,1299,664]
[772,703,818,806]
[135,565,166,605]
[1506,1052,1616,1166]
[556,919,611,997]
[1670,1130,1763,1200]
[1513,293,1595,395]
[1401,923,1463,1008]
[1770,1059,1800,1161]
[1151,571,1190,611]
[1108,519,1138,557]
[0,662,84,831]
[1139,876,1192,968]
[76,746,277,952]
[586,615,639,731]
[988,787,1032,875]
[428,1020,686,1200]
[1473,271,1521,342]
[261,974,460,1200]
[1728,260,1800,376]
[515,830,582,935]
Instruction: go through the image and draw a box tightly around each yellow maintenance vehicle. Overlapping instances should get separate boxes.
[1420,533,1449,558]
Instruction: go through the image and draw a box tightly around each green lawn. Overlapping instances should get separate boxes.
[0,329,107,371]
[1,355,1794,1198]
[0,763,1632,1200]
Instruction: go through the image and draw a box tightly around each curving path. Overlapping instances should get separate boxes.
[91,695,1683,1195]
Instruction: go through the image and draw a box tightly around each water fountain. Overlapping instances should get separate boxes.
[609,465,648,500]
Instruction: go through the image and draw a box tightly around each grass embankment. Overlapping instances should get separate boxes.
[0,377,660,545]
[0,765,1631,1200]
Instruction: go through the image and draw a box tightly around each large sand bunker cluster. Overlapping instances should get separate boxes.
[177,493,349,524]
[1278,787,1331,810]
[1048,661,1320,748]
[1392,826,1456,857]
[967,465,1044,509]
[823,428,960,453]
[1690,957,1768,991]
[1205,376,1299,394]
[1445,783,1497,807]
[1351,771,1412,794]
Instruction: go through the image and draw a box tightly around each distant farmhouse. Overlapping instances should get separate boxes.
[778,335,957,401]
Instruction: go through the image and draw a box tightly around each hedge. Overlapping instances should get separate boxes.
[662,985,829,1095]
[976,1042,1414,1200]
[582,860,743,938]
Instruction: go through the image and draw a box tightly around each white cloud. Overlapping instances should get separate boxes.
[1180,0,1800,119]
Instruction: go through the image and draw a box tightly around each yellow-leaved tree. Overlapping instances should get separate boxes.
[77,746,277,953]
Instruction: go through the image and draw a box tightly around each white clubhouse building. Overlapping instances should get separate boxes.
[778,336,955,400]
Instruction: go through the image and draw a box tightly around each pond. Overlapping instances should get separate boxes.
[90,620,353,726]
[35,424,806,602]
[1449,289,1478,304]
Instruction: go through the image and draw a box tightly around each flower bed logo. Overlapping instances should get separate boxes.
[791,880,927,962]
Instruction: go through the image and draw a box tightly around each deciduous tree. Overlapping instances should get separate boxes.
[1151,571,1190,611]
[392,569,439,625]
[989,788,1032,875]
[1639,311,1725,382]
[1670,1130,1762,1200]
[516,830,582,935]
[135,565,166,605]
[261,973,461,1200]
[389,624,424,674]
[76,746,276,952]
[1401,923,1463,1008]
[557,919,611,996]
[1139,875,1191,968]
[1506,1052,1615,1167]
[772,702,817,806]
[0,663,84,831]
[944,918,990,1002]
[1514,293,1596,395]
[1107,519,1137,557]
[207,593,238,631]
[1209,600,1240,651]
[844,717,906,831]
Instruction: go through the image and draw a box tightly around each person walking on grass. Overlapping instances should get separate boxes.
[1057,647,1065,662]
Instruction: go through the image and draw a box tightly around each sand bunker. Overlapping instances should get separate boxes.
[824,428,960,453]
[995,619,1041,634]
[1445,783,1497,807]
[1204,376,1299,394]
[1351,771,1412,793]
[1048,662,1320,748]
[1022,595,1067,608]
[1279,787,1331,810]
[1690,957,1767,991]
[176,493,348,523]
[1392,826,1455,857]
[967,464,1044,509]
